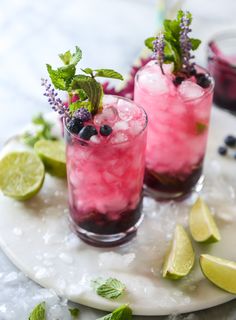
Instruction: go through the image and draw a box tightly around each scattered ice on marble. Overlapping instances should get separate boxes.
[33,266,53,280]
[98,252,135,269]
[59,253,74,264]
[3,272,18,284]
[64,233,82,249]
[43,231,53,244]
[12,227,23,236]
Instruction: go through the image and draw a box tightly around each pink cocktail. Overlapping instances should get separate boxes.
[65,95,147,246]
[134,61,214,199]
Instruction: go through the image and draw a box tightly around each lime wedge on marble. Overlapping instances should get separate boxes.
[34,140,66,178]
[200,254,236,294]
[162,224,195,279]
[189,197,221,244]
[0,151,45,200]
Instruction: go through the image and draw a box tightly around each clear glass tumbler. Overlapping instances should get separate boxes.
[134,61,214,200]
[64,95,147,247]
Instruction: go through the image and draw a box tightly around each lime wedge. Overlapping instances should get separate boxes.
[200,254,236,294]
[34,140,66,178]
[162,224,195,279]
[189,197,221,243]
[0,151,45,200]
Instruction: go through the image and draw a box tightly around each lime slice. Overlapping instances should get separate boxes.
[34,140,66,178]
[189,197,221,243]
[200,254,236,294]
[0,151,45,200]
[162,224,195,279]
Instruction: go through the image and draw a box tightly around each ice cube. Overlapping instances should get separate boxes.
[111,132,129,144]
[90,135,101,144]
[113,120,129,131]
[178,80,204,100]
[138,66,170,95]
[94,106,118,125]
[117,100,136,121]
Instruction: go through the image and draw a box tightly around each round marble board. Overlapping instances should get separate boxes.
[0,108,236,316]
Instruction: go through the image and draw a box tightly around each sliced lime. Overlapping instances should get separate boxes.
[34,140,66,178]
[162,224,195,279]
[0,151,45,200]
[200,254,236,294]
[189,197,221,243]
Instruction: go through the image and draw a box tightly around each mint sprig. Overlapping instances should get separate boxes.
[28,302,46,320]
[145,10,201,73]
[45,46,123,117]
[22,113,57,147]
[69,307,80,318]
[92,278,126,300]
[97,304,132,320]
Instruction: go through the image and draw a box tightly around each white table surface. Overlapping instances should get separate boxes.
[0,0,236,319]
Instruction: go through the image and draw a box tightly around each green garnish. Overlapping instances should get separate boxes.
[96,304,132,320]
[68,307,80,318]
[145,10,201,73]
[46,46,123,116]
[196,122,208,134]
[28,302,46,320]
[92,278,126,300]
[22,113,57,147]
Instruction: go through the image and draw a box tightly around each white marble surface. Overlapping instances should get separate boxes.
[0,0,236,319]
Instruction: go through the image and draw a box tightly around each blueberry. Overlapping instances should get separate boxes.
[189,68,197,76]
[173,76,185,86]
[218,146,227,156]
[79,125,98,140]
[224,135,236,147]
[100,124,113,136]
[67,118,84,134]
[195,73,211,88]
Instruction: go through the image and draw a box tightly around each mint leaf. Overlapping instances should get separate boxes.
[97,305,132,320]
[94,69,123,80]
[28,302,46,320]
[22,114,57,147]
[94,278,126,300]
[69,307,80,318]
[71,75,102,114]
[69,100,92,113]
[70,46,82,66]
[81,68,94,76]
[46,64,75,90]
[191,38,201,50]
[196,122,207,134]
[46,64,67,90]
[59,50,72,65]
[144,37,155,50]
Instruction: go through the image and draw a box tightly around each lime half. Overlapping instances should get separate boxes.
[200,254,236,294]
[34,140,66,178]
[0,151,45,200]
[162,224,195,280]
[189,197,221,244]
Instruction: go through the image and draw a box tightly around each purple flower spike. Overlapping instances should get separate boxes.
[180,11,194,74]
[41,78,70,119]
[74,107,92,122]
[152,32,165,74]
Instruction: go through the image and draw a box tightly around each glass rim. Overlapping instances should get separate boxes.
[135,61,214,103]
[64,94,148,146]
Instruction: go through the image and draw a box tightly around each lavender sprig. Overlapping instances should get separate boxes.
[41,78,70,118]
[179,12,194,74]
[152,32,165,74]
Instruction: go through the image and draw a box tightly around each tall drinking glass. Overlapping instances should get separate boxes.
[134,61,214,200]
[65,95,147,247]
